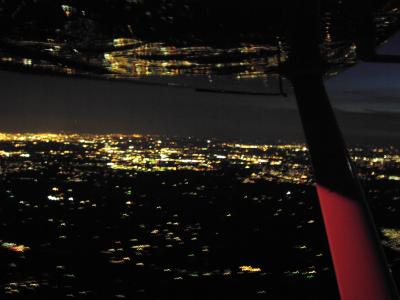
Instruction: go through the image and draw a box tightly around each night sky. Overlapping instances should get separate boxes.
[1,33,400,145]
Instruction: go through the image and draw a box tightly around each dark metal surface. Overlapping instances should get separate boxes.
[1,1,400,80]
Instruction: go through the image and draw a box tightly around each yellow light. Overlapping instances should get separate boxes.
[239,265,262,273]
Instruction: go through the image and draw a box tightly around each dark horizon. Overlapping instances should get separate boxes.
[1,67,400,146]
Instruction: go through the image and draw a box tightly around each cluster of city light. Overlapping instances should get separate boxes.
[382,228,400,252]
[4,279,42,296]
[1,241,30,253]
[350,147,400,181]
[1,133,399,298]
[1,133,399,185]
[284,267,318,280]
[0,133,311,183]
[239,265,262,273]
[0,133,79,142]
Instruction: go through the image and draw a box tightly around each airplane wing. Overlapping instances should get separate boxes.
[0,1,399,84]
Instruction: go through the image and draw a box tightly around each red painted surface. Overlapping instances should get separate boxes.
[316,184,394,300]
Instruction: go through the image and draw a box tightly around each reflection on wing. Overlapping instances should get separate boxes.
[0,1,399,82]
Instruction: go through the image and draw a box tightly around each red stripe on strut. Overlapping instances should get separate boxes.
[316,184,394,300]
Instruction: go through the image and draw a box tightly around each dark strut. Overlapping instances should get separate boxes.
[283,1,400,299]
